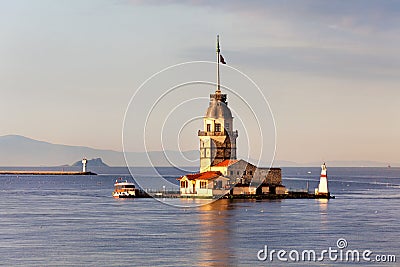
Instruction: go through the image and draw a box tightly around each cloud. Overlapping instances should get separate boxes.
[122,0,400,36]
[181,43,400,81]
[147,0,399,80]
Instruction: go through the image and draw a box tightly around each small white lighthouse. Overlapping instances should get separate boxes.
[315,162,329,196]
[82,158,87,173]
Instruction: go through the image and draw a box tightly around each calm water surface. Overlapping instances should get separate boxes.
[0,167,399,266]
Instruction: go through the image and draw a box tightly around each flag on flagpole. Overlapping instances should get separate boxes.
[220,54,226,64]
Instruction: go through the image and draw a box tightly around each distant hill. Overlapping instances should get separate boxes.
[0,135,397,167]
[0,135,124,167]
[0,134,198,167]
[72,158,109,167]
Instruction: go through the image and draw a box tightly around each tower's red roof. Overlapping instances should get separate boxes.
[177,171,222,181]
[213,159,239,167]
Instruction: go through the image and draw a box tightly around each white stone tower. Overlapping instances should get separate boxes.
[82,158,87,173]
[198,36,238,173]
[315,162,329,195]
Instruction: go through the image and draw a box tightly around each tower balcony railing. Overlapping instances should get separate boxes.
[198,130,238,137]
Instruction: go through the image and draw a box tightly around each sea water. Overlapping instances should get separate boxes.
[0,167,399,266]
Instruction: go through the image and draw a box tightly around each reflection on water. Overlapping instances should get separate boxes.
[197,200,234,266]
[1,169,399,266]
[317,198,329,229]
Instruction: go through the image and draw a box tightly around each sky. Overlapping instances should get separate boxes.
[0,0,399,164]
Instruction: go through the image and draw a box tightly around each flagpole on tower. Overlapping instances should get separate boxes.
[216,34,221,93]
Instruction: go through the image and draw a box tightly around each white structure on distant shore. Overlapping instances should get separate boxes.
[82,158,87,172]
[315,162,329,195]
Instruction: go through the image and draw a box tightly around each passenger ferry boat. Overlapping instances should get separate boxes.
[112,178,136,198]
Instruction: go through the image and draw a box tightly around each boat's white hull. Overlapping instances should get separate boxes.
[112,191,136,198]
